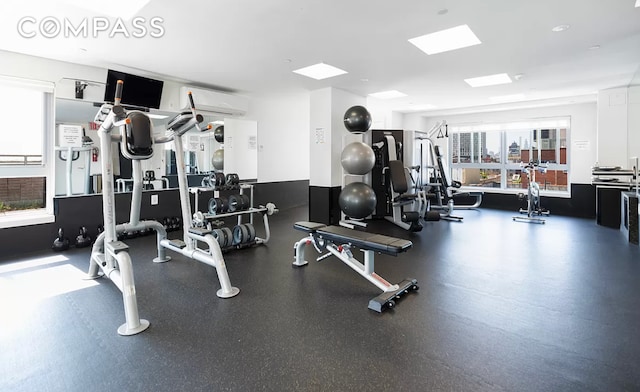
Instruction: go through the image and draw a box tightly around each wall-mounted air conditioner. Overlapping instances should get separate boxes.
[179,86,248,116]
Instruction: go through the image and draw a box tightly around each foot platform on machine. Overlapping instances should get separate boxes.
[189,227,212,236]
[367,278,419,312]
[168,239,187,248]
[107,241,129,254]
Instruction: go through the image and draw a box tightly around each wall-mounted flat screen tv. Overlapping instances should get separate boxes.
[104,69,164,109]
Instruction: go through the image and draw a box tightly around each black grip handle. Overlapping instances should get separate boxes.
[187,91,195,109]
[114,80,124,104]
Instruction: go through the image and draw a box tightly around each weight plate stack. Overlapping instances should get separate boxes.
[232,224,248,245]
[245,223,256,243]
[240,194,250,210]
[208,197,218,215]
[209,197,228,214]
[228,194,240,212]
[221,227,233,248]
[212,228,225,248]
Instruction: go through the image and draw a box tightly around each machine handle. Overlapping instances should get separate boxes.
[114,80,124,105]
[187,91,196,110]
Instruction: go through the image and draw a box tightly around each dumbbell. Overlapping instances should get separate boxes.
[228,194,250,212]
[215,172,226,187]
[225,173,240,188]
[208,197,229,214]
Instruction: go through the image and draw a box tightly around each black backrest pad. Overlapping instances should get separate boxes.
[434,145,450,188]
[389,160,408,194]
[126,112,153,156]
[317,225,412,256]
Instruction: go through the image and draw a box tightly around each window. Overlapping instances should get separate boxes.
[0,76,55,225]
[450,118,570,194]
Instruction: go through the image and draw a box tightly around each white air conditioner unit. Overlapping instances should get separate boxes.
[180,86,249,116]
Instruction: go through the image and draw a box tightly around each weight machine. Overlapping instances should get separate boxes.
[513,161,550,224]
[408,122,483,222]
[87,81,238,336]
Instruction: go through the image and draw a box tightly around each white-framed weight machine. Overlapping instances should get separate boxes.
[87,81,239,336]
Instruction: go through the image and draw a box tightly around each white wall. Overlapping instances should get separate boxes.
[408,102,598,184]
[365,98,404,130]
[222,118,258,180]
[309,88,333,187]
[627,85,640,161]
[308,88,366,187]
[245,92,310,183]
[597,87,628,167]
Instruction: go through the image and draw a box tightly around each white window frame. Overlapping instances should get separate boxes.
[0,75,56,228]
[449,117,571,197]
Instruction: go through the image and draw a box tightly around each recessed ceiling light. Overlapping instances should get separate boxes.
[513,73,525,81]
[292,63,348,80]
[588,44,601,50]
[464,73,512,87]
[369,90,408,99]
[408,24,481,55]
[551,24,570,32]
[636,0,639,7]
[489,94,526,103]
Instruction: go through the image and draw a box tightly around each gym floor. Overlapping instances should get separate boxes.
[1,205,639,392]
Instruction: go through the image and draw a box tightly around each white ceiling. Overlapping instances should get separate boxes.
[2,0,640,114]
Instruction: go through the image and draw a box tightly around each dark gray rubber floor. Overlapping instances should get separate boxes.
[1,206,639,391]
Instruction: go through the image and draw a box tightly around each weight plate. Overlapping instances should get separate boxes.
[244,223,256,243]
[217,197,228,213]
[208,198,217,214]
[240,194,250,210]
[232,225,242,245]
[228,194,240,212]
[221,227,233,248]
[212,228,224,248]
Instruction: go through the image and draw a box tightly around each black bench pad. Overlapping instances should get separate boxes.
[294,221,412,256]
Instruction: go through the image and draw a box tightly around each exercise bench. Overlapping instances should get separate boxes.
[293,221,419,312]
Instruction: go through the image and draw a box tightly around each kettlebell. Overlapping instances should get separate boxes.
[52,228,70,252]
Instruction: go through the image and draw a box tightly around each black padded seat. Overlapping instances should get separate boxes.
[388,160,418,203]
[294,221,327,232]
[293,221,412,256]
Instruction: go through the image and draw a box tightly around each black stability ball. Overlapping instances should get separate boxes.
[343,105,372,133]
[214,125,224,143]
[338,182,377,220]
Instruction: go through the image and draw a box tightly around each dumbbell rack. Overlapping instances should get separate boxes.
[190,183,278,250]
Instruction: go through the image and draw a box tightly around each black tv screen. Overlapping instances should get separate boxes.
[104,69,164,109]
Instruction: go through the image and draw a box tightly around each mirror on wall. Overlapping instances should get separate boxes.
[629,66,640,160]
[54,98,259,196]
[166,117,258,183]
